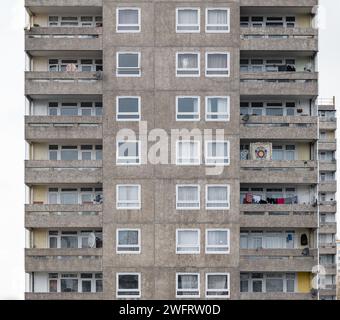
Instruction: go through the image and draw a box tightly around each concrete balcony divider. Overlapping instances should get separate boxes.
[25,248,102,272]
[240,292,314,300]
[25,160,103,184]
[319,181,337,193]
[25,204,103,228]
[240,204,317,228]
[25,0,103,8]
[25,116,103,141]
[25,292,103,300]
[240,248,317,272]
[319,223,337,234]
[241,27,318,51]
[240,160,317,184]
[25,72,102,96]
[240,115,318,140]
[25,27,102,52]
[240,72,318,96]
[240,0,317,7]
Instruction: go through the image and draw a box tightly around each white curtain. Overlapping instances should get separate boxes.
[119,9,138,24]
[178,9,198,24]
[207,230,228,246]
[118,186,138,206]
[208,98,228,113]
[178,141,198,163]
[178,54,198,69]
[178,230,198,246]
[207,186,227,202]
[178,275,198,289]
[208,142,228,158]
[207,275,227,289]
[119,142,138,157]
[207,10,227,25]
[178,186,198,202]
[264,233,283,249]
[207,54,228,68]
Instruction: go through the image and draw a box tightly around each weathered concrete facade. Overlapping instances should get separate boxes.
[24,0,337,300]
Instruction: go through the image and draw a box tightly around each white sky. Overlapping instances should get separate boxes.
[0,0,338,300]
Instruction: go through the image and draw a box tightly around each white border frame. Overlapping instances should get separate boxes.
[205,96,230,122]
[176,228,201,254]
[176,52,200,77]
[176,140,201,165]
[116,52,141,77]
[176,184,201,210]
[116,7,141,33]
[116,96,141,121]
[176,8,200,33]
[205,273,230,298]
[176,96,200,122]
[116,272,141,298]
[205,52,230,77]
[116,140,141,165]
[116,184,141,210]
[116,228,141,254]
[176,273,200,298]
[205,140,230,166]
[205,184,230,210]
[205,8,230,33]
[205,228,230,254]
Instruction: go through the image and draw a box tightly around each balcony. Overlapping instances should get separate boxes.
[25,292,103,300]
[318,140,337,151]
[240,0,317,7]
[241,28,317,52]
[319,162,337,171]
[240,116,318,140]
[240,72,318,96]
[319,181,337,193]
[25,204,102,228]
[319,223,337,234]
[240,160,317,184]
[240,292,314,300]
[25,27,102,53]
[25,71,102,96]
[319,202,337,213]
[319,245,336,255]
[25,116,102,142]
[25,160,102,185]
[240,249,317,272]
[25,248,102,272]
[240,205,317,228]
[319,119,337,130]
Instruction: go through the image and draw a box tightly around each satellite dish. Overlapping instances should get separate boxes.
[88,233,96,248]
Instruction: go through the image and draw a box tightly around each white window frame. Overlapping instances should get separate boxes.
[116,228,141,254]
[205,140,230,166]
[116,273,141,298]
[176,52,200,77]
[205,52,230,77]
[116,7,141,33]
[205,185,230,210]
[176,140,201,165]
[176,273,200,298]
[205,8,230,33]
[176,8,200,33]
[205,96,230,122]
[116,140,141,165]
[205,229,230,254]
[116,52,141,77]
[116,184,141,210]
[205,273,230,298]
[176,184,200,210]
[176,229,200,254]
[176,96,200,121]
[116,96,141,121]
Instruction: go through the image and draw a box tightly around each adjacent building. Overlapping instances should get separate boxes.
[24,0,337,300]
